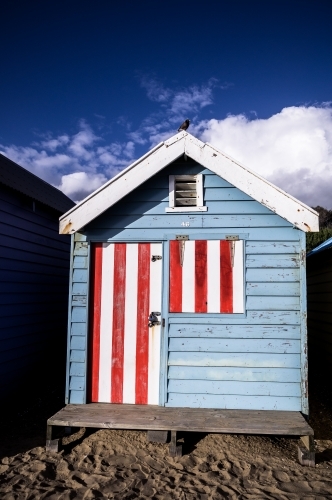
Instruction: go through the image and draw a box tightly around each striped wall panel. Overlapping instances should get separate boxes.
[169,240,244,313]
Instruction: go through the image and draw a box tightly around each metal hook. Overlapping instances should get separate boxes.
[179,240,185,267]
[230,240,235,267]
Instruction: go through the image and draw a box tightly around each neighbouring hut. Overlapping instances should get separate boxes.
[307,237,332,366]
[48,132,318,465]
[0,154,75,400]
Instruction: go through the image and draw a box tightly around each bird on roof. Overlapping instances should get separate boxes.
[178,119,190,132]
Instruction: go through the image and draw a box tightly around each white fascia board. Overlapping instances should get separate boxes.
[184,134,319,233]
[59,134,186,234]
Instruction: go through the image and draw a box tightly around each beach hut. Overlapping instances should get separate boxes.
[307,237,332,367]
[49,132,318,465]
[0,153,75,400]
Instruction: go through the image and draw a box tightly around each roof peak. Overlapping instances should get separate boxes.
[60,131,318,234]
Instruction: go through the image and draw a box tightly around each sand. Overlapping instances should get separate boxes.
[1,372,332,499]
[1,429,332,499]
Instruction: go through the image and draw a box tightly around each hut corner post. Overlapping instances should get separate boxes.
[46,424,60,453]
[169,431,182,457]
[297,232,315,467]
[298,435,315,467]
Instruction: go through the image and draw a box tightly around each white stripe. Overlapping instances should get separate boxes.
[181,240,195,312]
[98,243,114,403]
[148,243,162,404]
[233,240,244,313]
[207,240,220,313]
[122,244,138,404]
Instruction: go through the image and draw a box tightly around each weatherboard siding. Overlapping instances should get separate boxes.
[0,183,71,398]
[65,234,89,404]
[66,158,305,412]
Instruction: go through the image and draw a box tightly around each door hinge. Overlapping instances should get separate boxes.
[162,318,165,327]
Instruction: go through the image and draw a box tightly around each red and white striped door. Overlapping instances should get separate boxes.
[169,240,244,313]
[89,242,162,404]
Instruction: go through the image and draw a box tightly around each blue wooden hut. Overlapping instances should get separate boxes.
[49,132,318,463]
[0,153,75,400]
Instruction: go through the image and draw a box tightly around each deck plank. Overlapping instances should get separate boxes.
[48,404,313,436]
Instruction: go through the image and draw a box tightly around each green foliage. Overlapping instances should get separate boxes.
[312,206,332,228]
[306,227,332,253]
[306,206,332,252]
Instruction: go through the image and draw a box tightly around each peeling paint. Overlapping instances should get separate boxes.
[62,221,73,234]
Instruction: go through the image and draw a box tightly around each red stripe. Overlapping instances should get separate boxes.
[89,243,103,402]
[111,243,126,403]
[220,240,233,313]
[195,240,207,313]
[135,243,150,404]
[169,240,182,312]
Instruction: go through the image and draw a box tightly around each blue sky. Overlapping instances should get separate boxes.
[1,0,332,207]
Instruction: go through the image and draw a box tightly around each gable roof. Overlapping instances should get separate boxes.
[0,153,75,213]
[59,132,319,234]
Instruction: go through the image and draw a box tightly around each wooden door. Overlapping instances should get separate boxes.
[89,242,162,404]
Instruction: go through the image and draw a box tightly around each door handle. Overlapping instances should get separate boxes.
[148,311,161,327]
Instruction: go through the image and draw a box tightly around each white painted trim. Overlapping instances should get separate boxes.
[165,206,208,213]
[196,174,203,207]
[60,137,184,234]
[164,131,187,147]
[59,132,319,234]
[167,173,206,212]
[184,135,319,232]
[169,175,175,208]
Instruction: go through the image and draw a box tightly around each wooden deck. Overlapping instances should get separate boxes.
[48,404,313,436]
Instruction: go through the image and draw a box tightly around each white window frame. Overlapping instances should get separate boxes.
[165,174,207,212]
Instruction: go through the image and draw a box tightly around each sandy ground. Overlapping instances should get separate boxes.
[1,369,332,499]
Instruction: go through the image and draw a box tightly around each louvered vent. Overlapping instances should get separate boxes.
[174,175,197,206]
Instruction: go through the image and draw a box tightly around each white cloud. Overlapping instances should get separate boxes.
[57,172,107,202]
[40,135,70,151]
[68,120,99,160]
[132,77,225,147]
[139,77,219,124]
[197,106,332,208]
[2,82,332,211]
[0,121,139,202]
[170,82,215,117]
[140,76,172,103]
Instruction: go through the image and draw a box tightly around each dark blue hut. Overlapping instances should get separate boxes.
[307,237,332,367]
[0,153,75,400]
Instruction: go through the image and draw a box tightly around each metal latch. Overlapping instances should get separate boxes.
[148,311,161,327]
[175,236,189,267]
[151,255,162,262]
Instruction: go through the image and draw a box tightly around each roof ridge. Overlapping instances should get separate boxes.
[59,132,319,234]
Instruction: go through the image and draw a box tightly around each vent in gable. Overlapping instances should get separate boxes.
[175,175,197,206]
[166,174,206,212]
